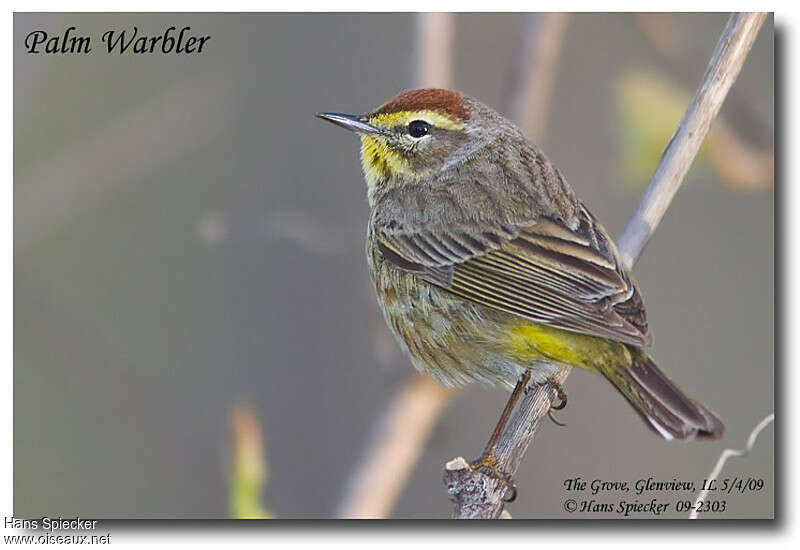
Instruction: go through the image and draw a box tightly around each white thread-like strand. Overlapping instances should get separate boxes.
[689,413,774,519]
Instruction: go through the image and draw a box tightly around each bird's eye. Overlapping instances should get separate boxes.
[408,120,431,138]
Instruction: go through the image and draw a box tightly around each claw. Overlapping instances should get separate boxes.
[468,451,518,502]
[502,483,518,503]
[546,377,568,411]
[469,372,529,505]
[547,409,567,427]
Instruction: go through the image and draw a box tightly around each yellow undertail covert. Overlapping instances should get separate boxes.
[506,321,634,370]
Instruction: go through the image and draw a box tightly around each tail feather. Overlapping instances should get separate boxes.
[600,352,724,440]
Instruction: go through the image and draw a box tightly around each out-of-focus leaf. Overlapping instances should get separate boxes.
[615,72,707,187]
[229,404,273,519]
[614,72,772,191]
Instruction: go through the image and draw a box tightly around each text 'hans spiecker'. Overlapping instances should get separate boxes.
[24,26,211,54]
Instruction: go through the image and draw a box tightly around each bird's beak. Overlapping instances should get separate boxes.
[316,112,382,135]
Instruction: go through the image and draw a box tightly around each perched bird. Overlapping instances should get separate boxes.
[318,89,723,487]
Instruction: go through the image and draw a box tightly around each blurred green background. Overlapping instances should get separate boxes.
[14,13,773,519]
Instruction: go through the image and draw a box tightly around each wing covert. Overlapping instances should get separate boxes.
[376,204,651,347]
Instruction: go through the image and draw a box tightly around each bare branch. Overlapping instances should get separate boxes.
[689,413,774,519]
[444,368,570,518]
[445,12,767,519]
[445,370,569,518]
[338,374,453,518]
[617,12,767,269]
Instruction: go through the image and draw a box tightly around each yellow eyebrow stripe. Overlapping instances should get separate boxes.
[369,110,465,131]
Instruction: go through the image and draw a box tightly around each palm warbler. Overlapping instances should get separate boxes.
[318,88,723,482]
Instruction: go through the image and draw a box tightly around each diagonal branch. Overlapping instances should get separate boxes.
[445,12,767,519]
[616,12,768,268]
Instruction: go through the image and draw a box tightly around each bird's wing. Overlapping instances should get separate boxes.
[376,203,651,347]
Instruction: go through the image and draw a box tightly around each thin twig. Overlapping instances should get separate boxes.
[616,12,767,268]
[630,14,773,191]
[338,374,454,518]
[634,13,772,151]
[689,413,774,519]
[445,12,767,519]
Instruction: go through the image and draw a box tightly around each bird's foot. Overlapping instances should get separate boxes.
[544,377,568,427]
[546,377,568,410]
[468,450,518,502]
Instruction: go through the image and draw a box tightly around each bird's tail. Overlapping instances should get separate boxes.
[599,350,724,440]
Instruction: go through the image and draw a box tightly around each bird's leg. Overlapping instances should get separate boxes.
[480,371,531,455]
[544,375,568,426]
[469,370,531,502]
[547,376,567,410]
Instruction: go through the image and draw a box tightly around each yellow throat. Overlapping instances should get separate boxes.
[358,109,465,190]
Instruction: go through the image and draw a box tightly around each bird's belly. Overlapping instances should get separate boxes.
[371,259,563,389]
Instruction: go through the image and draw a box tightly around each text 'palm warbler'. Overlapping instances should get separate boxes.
[318,89,723,483]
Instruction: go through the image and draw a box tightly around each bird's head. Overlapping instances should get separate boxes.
[318,89,499,192]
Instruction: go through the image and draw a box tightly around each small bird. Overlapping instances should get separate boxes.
[318,89,723,487]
